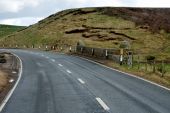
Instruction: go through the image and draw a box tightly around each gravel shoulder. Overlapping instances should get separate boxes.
[0,52,19,104]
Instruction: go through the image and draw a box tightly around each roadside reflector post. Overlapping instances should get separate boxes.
[92,48,94,56]
[81,47,83,54]
[69,46,72,52]
[45,45,48,51]
[105,49,108,59]
[60,46,63,51]
[120,49,123,65]
[39,46,41,49]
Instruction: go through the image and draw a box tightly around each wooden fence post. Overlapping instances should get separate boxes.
[137,55,140,70]
[153,60,156,73]
[161,60,165,77]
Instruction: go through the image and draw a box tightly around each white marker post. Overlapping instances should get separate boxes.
[92,48,94,56]
[105,49,108,59]
[69,46,72,52]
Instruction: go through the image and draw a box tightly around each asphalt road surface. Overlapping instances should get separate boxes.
[1,49,170,113]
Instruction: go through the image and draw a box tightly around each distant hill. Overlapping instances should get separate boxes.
[0,24,26,38]
[0,7,169,59]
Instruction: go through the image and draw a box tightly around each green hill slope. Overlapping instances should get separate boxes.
[0,7,170,59]
[0,24,26,38]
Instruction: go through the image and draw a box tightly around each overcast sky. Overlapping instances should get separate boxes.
[0,0,170,26]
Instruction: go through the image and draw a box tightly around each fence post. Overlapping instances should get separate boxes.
[153,60,156,73]
[81,47,83,54]
[145,61,147,72]
[137,55,140,70]
[161,60,165,77]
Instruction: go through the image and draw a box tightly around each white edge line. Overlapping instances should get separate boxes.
[78,78,85,84]
[51,59,55,62]
[74,55,170,91]
[0,53,23,112]
[96,97,110,111]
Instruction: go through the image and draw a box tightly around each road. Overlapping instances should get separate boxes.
[1,49,170,113]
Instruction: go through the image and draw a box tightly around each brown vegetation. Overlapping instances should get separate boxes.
[0,71,8,92]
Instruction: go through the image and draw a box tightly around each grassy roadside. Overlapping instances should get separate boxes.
[0,24,26,38]
[73,54,170,89]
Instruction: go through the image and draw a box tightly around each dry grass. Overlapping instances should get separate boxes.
[0,71,8,92]
[106,61,170,88]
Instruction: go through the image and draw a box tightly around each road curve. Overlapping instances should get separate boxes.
[1,49,170,113]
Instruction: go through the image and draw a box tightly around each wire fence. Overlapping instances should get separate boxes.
[0,44,169,76]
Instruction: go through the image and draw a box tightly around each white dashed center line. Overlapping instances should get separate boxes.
[78,78,85,84]
[36,62,43,67]
[66,70,72,74]
[96,97,110,111]
[51,59,55,62]
[46,56,49,59]
[58,64,63,67]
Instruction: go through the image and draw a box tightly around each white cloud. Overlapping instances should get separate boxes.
[134,0,170,7]
[0,0,39,13]
[0,0,170,26]
[90,0,124,7]
[0,17,44,26]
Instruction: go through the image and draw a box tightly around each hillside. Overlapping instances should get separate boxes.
[0,24,26,38]
[0,7,170,59]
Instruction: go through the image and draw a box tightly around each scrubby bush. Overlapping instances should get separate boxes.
[0,58,6,63]
[0,54,5,58]
[157,65,166,77]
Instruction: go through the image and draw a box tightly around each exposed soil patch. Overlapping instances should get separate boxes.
[109,31,136,40]
[65,27,88,34]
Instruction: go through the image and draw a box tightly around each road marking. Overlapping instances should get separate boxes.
[75,56,170,91]
[46,56,49,59]
[36,62,43,67]
[66,70,72,74]
[51,59,55,62]
[0,53,23,112]
[78,78,85,84]
[12,71,17,74]
[96,97,110,111]
[58,64,63,67]
[41,54,44,57]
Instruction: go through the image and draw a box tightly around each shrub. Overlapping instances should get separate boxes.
[0,58,6,63]
[157,65,166,77]
[0,55,5,58]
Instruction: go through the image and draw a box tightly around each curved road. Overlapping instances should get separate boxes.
[1,49,170,113]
